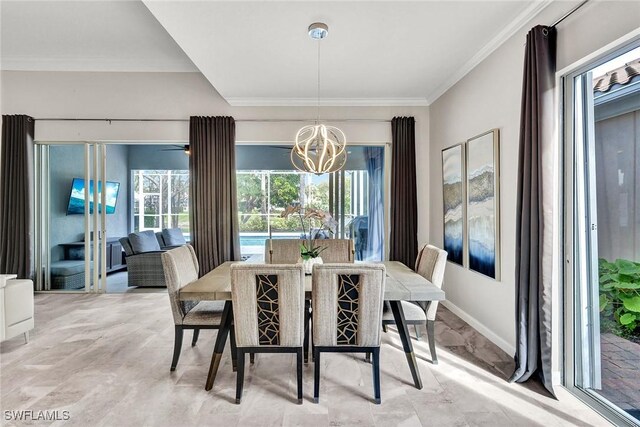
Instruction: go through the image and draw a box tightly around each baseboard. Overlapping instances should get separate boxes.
[441,300,516,357]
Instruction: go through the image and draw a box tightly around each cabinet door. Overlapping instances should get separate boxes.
[111,242,124,269]
[105,245,112,271]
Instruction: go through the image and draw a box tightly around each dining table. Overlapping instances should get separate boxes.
[179,259,446,392]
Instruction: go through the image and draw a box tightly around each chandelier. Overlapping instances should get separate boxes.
[291,23,347,175]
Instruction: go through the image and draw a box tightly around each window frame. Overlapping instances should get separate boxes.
[561,35,640,427]
[131,169,190,235]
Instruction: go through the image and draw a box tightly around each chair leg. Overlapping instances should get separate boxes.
[382,324,388,333]
[23,331,30,344]
[372,347,381,404]
[365,352,371,363]
[250,353,255,364]
[313,349,321,403]
[171,326,183,371]
[427,320,438,365]
[296,348,303,404]
[191,328,200,346]
[235,350,245,404]
[304,301,310,364]
[414,325,421,340]
[230,325,238,372]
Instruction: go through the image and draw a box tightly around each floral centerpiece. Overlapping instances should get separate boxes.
[281,205,337,274]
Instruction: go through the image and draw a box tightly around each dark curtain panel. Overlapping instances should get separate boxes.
[389,117,418,267]
[510,25,556,396]
[0,115,35,279]
[189,116,241,275]
[365,147,384,261]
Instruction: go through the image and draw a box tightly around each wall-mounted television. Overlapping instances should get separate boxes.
[66,178,120,215]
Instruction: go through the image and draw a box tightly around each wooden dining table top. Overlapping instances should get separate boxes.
[179,260,446,302]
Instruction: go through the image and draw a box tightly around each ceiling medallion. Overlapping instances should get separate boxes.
[291,23,347,175]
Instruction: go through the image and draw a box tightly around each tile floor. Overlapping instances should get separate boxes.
[1,293,610,426]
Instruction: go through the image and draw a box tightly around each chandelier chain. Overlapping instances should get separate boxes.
[317,38,321,124]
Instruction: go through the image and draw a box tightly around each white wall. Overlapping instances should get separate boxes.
[428,0,640,360]
[0,70,431,244]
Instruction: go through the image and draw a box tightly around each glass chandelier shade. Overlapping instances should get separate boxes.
[291,124,347,174]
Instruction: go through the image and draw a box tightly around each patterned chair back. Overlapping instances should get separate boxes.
[414,244,447,320]
[312,263,386,347]
[230,264,305,348]
[265,239,354,264]
[161,245,200,324]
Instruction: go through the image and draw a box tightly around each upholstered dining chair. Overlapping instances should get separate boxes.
[265,239,355,264]
[265,238,355,363]
[312,263,386,404]
[315,239,355,263]
[230,263,306,404]
[382,244,447,364]
[161,245,225,371]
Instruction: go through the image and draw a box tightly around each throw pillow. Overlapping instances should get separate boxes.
[129,230,161,253]
[162,228,187,246]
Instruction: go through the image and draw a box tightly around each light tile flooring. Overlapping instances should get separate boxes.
[1,293,609,426]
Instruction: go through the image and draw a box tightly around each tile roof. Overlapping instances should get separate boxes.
[593,58,640,93]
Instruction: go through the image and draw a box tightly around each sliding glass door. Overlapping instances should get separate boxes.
[236,145,388,261]
[34,142,108,293]
[565,43,640,425]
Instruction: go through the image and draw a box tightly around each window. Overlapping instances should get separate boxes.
[565,43,640,425]
[132,170,190,237]
[236,145,386,260]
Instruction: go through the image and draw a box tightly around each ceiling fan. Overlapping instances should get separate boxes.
[161,145,190,155]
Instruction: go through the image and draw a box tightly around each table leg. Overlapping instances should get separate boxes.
[205,301,233,391]
[389,300,423,389]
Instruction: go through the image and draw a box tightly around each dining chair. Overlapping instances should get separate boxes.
[265,238,355,363]
[315,239,355,263]
[264,238,354,264]
[381,244,447,364]
[230,263,306,404]
[264,239,301,264]
[161,245,225,371]
[312,263,386,404]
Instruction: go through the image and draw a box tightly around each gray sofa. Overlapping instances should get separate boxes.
[155,228,188,250]
[120,228,187,287]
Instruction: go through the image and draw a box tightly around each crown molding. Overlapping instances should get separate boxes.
[425,0,554,105]
[0,56,198,73]
[225,97,430,107]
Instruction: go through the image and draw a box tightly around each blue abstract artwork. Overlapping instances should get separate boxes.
[67,178,120,215]
[466,130,500,280]
[442,144,464,266]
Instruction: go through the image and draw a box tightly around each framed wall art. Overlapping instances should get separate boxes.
[442,143,465,266]
[465,129,500,280]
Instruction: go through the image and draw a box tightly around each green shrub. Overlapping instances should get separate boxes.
[599,258,640,333]
[239,214,267,233]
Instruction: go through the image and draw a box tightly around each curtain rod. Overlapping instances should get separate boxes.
[33,118,396,123]
[551,0,589,27]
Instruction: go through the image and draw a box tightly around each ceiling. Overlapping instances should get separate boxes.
[1,0,554,106]
[0,1,197,72]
